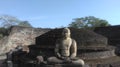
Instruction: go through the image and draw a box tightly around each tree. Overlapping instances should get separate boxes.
[18,21,32,27]
[68,16,110,30]
[0,15,33,39]
[0,27,9,39]
[0,15,33,28]
[0,15,20,28]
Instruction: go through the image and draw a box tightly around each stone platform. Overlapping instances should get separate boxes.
[85,56,120,67]
[38,64,84,67]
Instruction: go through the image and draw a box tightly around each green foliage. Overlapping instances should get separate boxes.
[69,16,110,30]
[0,34,3,39]
[0,15,33,28]
[0,27,9,39]
[0,15,33,39]
[18,21,32,27]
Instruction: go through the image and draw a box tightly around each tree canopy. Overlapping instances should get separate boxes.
[18,21,32,27]
[0,15,33,39]
[0,15,20,28]
[0,15,32,28]
[68,16,110,30]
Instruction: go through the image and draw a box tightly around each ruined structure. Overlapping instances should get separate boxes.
[0,26,120,67]
[36,27,118,67]
[94,25,120,60]
[0,26,50,56]
[94,25,120,46]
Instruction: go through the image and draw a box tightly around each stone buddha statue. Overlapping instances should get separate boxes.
[47,28,84,66]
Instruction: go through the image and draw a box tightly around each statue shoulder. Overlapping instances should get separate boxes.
[71,39,76,43]
[71,39,77,45]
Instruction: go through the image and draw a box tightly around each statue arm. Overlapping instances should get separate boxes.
[70,39,77,59]
[55,40,66,60]
[55,42,61,58]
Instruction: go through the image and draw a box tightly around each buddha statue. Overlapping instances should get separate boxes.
[47,28,84,66]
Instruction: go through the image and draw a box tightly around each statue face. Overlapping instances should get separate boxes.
[62,28,71,38]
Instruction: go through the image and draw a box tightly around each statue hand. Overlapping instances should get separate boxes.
[60,56,66,60]
[59,56,68,60]
[70,57,79,60]
[56,54,65,60]
[64,57,72,63]
[65,57,70,60]
[56,52,61,58]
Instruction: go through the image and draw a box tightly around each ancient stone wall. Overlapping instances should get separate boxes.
[94,25,120,46]
[0,26,51,57]
[36,28,108,49]
[78,50,115,59]
[0,26,118,67]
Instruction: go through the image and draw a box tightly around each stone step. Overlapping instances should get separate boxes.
[85,56,120,64]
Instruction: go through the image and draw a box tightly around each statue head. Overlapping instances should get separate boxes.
[62,28,71,38]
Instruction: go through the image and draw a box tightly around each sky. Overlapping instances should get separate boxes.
[0,0,120,28]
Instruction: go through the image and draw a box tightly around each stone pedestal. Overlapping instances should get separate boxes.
[40,64,89,67]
